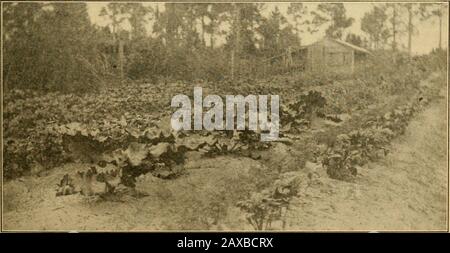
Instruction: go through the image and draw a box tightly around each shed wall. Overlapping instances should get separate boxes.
[307,39,355,73]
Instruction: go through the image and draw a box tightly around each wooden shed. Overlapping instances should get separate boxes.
[295,37,371,74]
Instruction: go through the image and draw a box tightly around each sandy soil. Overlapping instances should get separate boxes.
[285,84,448,231]
[2,77,448,231]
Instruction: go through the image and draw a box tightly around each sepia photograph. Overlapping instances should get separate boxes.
[1,1,448,232]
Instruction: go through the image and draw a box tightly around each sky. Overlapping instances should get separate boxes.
[87,2,448,55]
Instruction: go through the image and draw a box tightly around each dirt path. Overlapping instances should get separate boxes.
[285,85,448,231]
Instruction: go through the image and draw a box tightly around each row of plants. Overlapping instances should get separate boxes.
[322,82,438,181]
[3,82,191,178]
[54,125,280,197]
[51,89,333,197]
[3,79,329,180]
[234,66,444,230]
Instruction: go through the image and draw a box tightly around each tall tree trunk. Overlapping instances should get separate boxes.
[201,15,206,46]
[166,4,175,80]
[210,25,215,49]
[231,49,235,80]
[231,4,240,80]
[235,8,240,78]
[118,39,124,83]
[439,12,442,49]
[407,5,413,57]
[112,22,117,45]
[392,5,397,52]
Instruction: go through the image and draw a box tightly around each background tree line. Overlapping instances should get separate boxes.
[2,2,447,93]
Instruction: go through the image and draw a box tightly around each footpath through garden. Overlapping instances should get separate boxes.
[286,74,448,231]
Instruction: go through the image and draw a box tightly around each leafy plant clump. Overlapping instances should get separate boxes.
[322,90,431,181]
[237,172,300,230]
[281,90,327,132]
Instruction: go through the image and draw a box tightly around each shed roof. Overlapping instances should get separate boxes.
[263,37,371,63]
[302,37,372,55]
[331,38,371,54]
